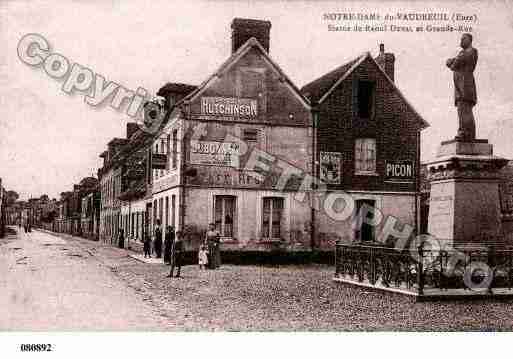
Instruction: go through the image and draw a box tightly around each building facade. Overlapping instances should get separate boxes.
[301,44,429,248]
[149,19,314,252]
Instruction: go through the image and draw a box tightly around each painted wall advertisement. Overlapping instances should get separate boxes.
[385,160,414,181]
[320,151,341,184]
[190,140,240,167]
[200,97,258,119]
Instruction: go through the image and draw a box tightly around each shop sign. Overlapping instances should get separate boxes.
[201,97,257,118]
[187,166,262,188]
[385,160,414,180]
[152,173,179,194]
[320,152,342,184]
[152,153,167,170]
[190,140,240,167]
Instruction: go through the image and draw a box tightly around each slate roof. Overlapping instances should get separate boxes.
[300,52,429,129]
[301,56,362,103]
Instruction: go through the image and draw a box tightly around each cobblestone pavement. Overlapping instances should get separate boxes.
[3,227,513,331]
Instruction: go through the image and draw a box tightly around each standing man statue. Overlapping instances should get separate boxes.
[446,33,478,141]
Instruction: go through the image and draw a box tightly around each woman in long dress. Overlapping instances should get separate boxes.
[205,223,221,269]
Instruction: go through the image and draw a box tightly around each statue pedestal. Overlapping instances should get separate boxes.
[427,139,508,247]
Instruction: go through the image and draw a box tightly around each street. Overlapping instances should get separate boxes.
[0,227,168,330]
[3,226,513,331]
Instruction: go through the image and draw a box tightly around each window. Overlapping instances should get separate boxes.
[159,198,163,222]
[166,134,171,170]
[356,80,375,118]
[355,138,376,174]
[354,199,376,242]
[172,129,178,169]
[214,196,236,238]
[262,197,284,239]
[165,196,169,228]
[171,195,176,227]
[153,199,157,227]
[243,129,258,143]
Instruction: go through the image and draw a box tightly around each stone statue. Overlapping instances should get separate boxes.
[446,33,478,141]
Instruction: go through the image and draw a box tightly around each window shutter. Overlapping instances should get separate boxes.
[355,139,362,173]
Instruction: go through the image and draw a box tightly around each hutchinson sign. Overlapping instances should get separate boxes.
[201,97,257,118]
[385,160,414,181]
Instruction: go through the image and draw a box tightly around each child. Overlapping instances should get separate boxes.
[143,234,151,258]
[198,244,208,270]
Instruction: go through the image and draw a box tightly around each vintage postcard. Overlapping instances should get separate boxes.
[1,0,513,357]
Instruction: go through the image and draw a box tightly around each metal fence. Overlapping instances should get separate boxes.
[335,241,513,295]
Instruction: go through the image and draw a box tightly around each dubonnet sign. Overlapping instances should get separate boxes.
[190,140,240,167]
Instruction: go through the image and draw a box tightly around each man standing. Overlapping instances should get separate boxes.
[446,33,478,141]
[167,230,183,278]
[154,219,163,258]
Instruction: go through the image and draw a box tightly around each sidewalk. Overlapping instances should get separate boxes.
[36,228,169,265]
[129,253,169,264]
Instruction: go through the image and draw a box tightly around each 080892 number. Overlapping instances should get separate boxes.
[20,344,53,352]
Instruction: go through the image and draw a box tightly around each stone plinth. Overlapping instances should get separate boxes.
[437,139,492,157]
[427,140,508,246]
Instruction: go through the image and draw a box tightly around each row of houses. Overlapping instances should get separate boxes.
[4,178,100,241]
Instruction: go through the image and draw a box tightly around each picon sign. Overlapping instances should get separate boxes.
[385,160,414,181]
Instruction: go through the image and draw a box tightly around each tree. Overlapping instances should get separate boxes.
[6,191,19,206]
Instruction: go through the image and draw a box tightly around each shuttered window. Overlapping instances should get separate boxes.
[355,138,376,174]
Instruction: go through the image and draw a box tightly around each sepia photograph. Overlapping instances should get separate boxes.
[1,0,513,357]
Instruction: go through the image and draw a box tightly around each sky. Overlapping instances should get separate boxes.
[1,0,512,200]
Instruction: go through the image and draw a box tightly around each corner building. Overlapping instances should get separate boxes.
[151,19,315,252]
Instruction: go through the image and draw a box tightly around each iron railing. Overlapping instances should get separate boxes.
[335,241,513,295]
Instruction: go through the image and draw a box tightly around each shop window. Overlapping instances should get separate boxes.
[354,199,376,242]
[356,80,375,119]
[355,138,376,174]
[214,195,236,238]
[262,197,284,239]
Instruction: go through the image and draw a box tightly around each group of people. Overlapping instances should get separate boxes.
[136,221,223,278]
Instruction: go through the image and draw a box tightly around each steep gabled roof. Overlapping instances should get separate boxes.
[181,37,310,110]
[301,52,429,130]
[301,55,365,104]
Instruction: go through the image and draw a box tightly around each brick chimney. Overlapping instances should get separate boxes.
[375,44,395,82]
[231,18,271,54]
[126,122,139,139]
